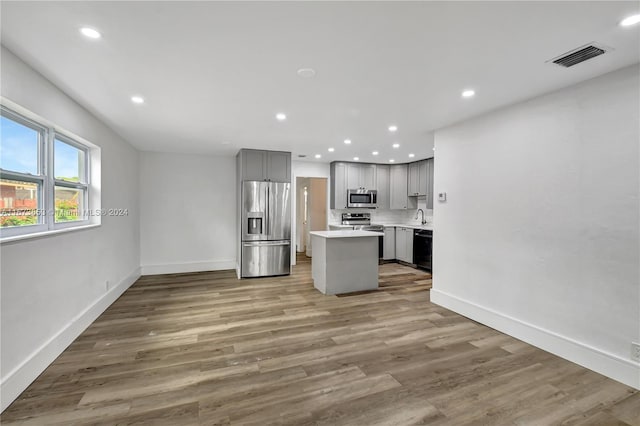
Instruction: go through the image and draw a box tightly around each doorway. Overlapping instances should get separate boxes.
[295,177,328,258]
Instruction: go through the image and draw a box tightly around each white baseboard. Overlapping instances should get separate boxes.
[140,259,236,275]
[1,267,141,412]
[431,289,640,390]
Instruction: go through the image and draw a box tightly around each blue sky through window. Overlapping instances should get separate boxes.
[54,139,82,180]
[0,115,39,175]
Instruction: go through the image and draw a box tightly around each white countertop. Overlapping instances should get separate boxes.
[328,223,434,231]
[383,223,434,231]
[310,230,384,238]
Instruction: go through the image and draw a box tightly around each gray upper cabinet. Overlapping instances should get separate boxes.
[347,163,376,190]
[408,160,428,197]
[346,164,361,189]
[390,164,416,210]
[407,162,420,196]
[361,164,376,189]
[376,165,390,210]
[238,149,291,182]
[330,162,348,209]
[426,158,434,209]
[266,151,291,182]
[418,160,428,196]
[241,150,268,181]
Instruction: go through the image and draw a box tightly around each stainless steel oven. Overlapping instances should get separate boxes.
[347,189,377,208]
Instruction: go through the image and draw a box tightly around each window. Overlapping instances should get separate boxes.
[1,105,94,239]
[54,136,88,223]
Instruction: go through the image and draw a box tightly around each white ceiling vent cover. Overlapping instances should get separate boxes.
[547,43,610,68]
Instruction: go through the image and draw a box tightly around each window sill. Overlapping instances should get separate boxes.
[0,223,101,244]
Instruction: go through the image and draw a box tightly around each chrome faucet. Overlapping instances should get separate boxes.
[415,208,426,225]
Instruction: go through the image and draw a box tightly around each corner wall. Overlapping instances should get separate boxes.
[431,64,640,389]
[139,151,236,274]
[0,46,141,410]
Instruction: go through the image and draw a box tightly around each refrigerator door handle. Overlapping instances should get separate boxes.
[243,241,291,247]
[266,184,270,238]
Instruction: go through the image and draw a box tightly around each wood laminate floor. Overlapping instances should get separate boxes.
[2,258,638,425]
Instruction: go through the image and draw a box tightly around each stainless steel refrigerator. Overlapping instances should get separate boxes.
[241,181,291,277]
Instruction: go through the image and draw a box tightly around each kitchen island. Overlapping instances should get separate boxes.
[309,230,382,295]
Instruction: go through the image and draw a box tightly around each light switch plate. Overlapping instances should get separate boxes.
[438,192,447,202]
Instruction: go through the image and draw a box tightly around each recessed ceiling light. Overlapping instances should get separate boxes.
[433,147,436,151]
[80,27,101,39]
[388,125,398,132]
[408,153,415,158]
[276,113,287,121]
[344,139,352,144]
[353,157,359,161]
[131,96,145,104]
[389,159,395,163]
[620,14,640,26]
[392,143,400,148]
[314,154,321,159]
[372,151,379,155]
[462,89,475,98]
[297,68,316,78]
[328,147,335,152]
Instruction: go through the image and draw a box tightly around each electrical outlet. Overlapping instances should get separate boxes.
[105,280,110,291]
[631,342,640,362]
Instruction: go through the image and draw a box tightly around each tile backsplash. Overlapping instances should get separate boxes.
[330,199,433,225]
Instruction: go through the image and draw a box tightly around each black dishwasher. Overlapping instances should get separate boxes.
[413,229,433,272]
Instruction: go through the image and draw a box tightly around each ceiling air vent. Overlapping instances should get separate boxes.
[548,43,608,68]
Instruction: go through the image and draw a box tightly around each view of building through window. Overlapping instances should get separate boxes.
[0,115,40,227]
[1,112,88,227]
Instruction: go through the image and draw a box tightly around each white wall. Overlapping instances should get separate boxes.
[139,151,236,274]
[431,65,640,389]
[0,46,141,410]
[291,161,330,265]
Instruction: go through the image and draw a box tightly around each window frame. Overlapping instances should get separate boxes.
[1,104,94,239]
[52,133,90,228]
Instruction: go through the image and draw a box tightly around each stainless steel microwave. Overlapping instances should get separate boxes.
[347,189,377,208]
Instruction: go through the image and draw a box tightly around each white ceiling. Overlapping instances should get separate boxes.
[1,1,638,163]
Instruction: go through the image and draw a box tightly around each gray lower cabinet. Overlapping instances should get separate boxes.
[238,149,291,182]
[395,227,414,263]
[383,227,395,260]
[376,165,390,210]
